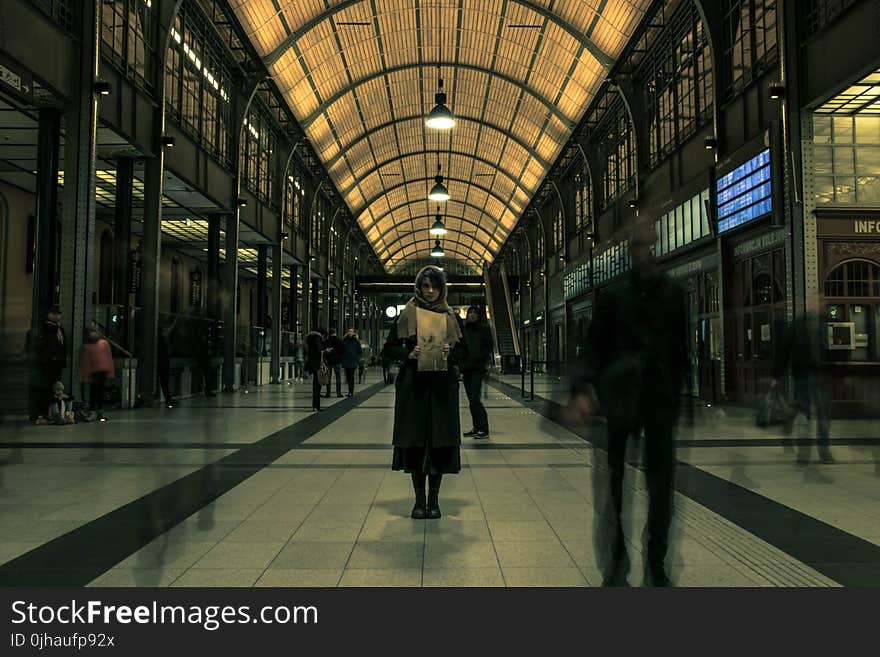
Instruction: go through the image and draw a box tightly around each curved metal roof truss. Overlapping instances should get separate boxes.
[232,0,651,271]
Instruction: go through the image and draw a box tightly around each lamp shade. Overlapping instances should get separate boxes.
[425,92,455,130]
[428,175,450,202]
[429,214,447,235]
[430,240,445,257]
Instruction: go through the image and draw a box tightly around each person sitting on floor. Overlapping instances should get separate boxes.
[45,381,74,425]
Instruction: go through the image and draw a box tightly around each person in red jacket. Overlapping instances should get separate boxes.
[80,327,115,421]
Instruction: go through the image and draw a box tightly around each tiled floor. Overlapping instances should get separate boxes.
[1,369,878,586]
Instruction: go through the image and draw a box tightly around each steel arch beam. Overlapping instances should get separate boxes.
[297,62,573,132]
[356,176,521,219]
[371,200,505,243]
[325,112,550,172]
[383,243,484,271]
[338,146,530,198]
[264,0,614,69]
[375,213,496,254]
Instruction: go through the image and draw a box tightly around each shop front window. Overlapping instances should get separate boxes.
[824,260,880,362]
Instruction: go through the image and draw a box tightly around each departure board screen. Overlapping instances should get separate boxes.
[716,148,773,234]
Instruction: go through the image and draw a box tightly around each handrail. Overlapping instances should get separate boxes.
[499,264,520,356]
[483,268,501,370]
[92,321,134,359]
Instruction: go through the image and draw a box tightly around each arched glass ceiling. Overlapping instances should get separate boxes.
[231,0,650,272]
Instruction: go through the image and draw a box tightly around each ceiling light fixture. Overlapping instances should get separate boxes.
[429,163,449,202]
[430,240,445,257]
[426,65,455,130]
[430,206,447,235]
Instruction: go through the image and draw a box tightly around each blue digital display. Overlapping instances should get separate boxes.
[716,148,773,233]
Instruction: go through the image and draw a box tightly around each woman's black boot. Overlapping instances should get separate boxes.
[410,474,427,519]
[427,474,442,519]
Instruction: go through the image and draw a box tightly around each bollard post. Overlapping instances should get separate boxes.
[521,358,526,398]
[530,360,535,401]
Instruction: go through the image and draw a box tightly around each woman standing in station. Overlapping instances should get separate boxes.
[382,266,465,519]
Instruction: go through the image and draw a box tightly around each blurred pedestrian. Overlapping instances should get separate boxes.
[323,328,343,398]
[79,327,115,421]
[461,305,494,439]
[38,306,67,409]
[341,327,362,397]
[305,328,324,412]
[774,312,834,465]
[564,221,689,586]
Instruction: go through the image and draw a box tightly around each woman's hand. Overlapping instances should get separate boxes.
[442,344,451,356]
[408,345,422,360]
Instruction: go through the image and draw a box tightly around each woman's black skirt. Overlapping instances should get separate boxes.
[391,445,460,475]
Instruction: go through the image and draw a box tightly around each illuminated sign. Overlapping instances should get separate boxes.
[716,148,773,234]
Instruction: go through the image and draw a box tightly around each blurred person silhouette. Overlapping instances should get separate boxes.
[773,312,834,466]
[294,337,305,382]
[323,327,344,398]
[563,220,689,586]
[380,351,392,385]
[461,305,494,439]
[382,266,465,519]
[358,339,371,383]
[37,306,67,413]
[79,327,115,421]
[341,327,362,396]
[183,306,216,397]
[157,316,180,406]
[305,328,325,412]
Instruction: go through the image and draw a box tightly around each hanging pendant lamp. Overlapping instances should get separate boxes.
[428,163,450,202]
[430,240,445,257]
[426,71,455,130]
[430,206,447,235]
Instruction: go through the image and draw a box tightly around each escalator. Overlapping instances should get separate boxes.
[484,265,521,373]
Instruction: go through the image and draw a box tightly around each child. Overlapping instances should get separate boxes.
[79,328,115,421]
[46,381,74,425]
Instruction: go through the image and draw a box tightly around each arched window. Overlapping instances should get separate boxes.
[98,229,114,305]
[575,169,592,238]
[552,209,564,255]
[170,256,182,313]
[825,260,880,298]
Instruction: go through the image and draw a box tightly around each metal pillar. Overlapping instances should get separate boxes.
[256,244,268,328]
[137,156,163,399]
[289,265,298,332]
[113,157,134,347]
[59,0,100,393]
[222,215,240,392]
[31,108,61,341]
[270,243,282,383]
[206,215,222,320]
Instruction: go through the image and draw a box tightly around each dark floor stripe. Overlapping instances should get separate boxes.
[0,382,386,586]
[488,378,880,587]
[3,437,879,451]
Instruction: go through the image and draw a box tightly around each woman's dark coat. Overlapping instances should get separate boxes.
[305,331,323,374]
[341,335,363,369]
[382,315,466,449]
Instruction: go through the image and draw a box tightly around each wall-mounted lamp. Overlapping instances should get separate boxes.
[628,198,638,209]
[280,231,289,240]
[237,198,248,208]
[704,136,718,150]
[769,83,785,100]
[94,80,112,96]
[161,136,175,148]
